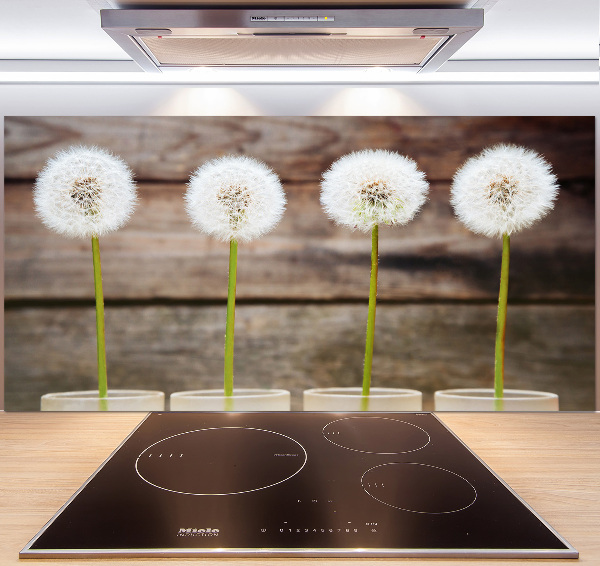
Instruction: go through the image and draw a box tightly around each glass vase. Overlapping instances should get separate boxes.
[169,388,291,411]
[434,388,559,411]
[40,389,165,411]
[303,387,422,411]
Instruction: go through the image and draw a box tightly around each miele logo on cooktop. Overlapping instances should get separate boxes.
[177,527,219,537]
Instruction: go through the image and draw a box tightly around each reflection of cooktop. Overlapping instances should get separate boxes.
[21,412,577,559]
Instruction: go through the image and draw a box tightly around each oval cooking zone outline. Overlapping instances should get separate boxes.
[135,427,308,496]
[361,462,478,514]
[322,416,431,454]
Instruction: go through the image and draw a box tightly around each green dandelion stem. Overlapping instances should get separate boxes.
[494,232,510,410]
[362,224,379,409]
[224,239,238,399]
[92,235,108,411]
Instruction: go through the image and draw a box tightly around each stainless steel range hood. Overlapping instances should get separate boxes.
[100,7,483,73]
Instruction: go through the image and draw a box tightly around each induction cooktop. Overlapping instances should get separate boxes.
[21,412,577,559]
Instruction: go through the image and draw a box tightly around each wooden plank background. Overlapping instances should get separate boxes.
[3,116,595,410]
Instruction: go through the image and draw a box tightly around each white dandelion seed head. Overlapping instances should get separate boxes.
[320,149,429,232]
[185,155,286,242]
[33,145,137,239]
[450,144,559,238]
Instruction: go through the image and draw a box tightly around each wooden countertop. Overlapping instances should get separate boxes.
[1,412,599,565]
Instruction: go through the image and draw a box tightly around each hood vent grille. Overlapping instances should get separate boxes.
[140,36,446,67]
[101,8,483,73]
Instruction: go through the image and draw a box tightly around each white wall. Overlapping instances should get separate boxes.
[0,83,598,116]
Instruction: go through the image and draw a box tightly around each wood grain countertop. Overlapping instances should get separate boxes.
[1,412,598,565]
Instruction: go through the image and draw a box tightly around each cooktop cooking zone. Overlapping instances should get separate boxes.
[20,412,577,559]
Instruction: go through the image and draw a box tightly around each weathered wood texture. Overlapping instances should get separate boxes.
[4,116,595,183]
[3,180,594,300]
[4,304,595,411]
[3,116,595,410]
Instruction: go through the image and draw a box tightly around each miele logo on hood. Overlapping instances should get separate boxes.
[250,15,333,22]
[178,527,220,537]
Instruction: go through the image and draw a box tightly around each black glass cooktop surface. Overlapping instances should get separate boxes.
[20,412,577,559]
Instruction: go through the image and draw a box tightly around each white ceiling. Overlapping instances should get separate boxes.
[0,0,597,64]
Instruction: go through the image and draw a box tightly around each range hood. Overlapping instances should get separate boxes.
[100,7,483,73]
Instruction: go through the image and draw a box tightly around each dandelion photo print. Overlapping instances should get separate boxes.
[3,116,595,411]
